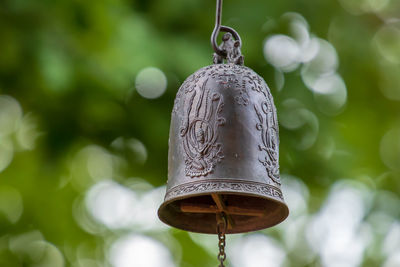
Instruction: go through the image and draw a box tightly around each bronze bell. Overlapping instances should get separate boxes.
[158,1,288,235]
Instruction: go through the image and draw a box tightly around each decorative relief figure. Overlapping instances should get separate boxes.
[213,33,244,65]
[254,100,281,185]
[174,63,280,181]
[180,78,225,177]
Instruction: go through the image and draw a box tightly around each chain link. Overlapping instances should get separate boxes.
[217,213,227,267]
[218,231,226,266]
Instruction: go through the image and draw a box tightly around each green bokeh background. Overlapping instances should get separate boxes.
[0,0,399,266]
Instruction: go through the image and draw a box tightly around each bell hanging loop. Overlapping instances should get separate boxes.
[211,0,243,65]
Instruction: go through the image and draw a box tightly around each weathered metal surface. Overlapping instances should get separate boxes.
[158,61,289,234]
[158,0,288,234]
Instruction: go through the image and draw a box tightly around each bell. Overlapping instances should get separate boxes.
[158,28,289,234]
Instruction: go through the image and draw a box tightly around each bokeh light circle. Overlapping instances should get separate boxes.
[229,234,286,267]
[109,234,175,267]
[374,22,400,65]
[302,38,338,78]
[279,99,319,150]
[264,35,300,71]
[312,74,348,115]
[0,138,14,173]
[135,67,167,99]
[0,95,22,136]
[9,231,64,267]
[16,114,40,151]
[85,180,137,229]
[299,37,320,63]
[379,63,400,101]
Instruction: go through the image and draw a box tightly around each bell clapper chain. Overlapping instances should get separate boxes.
[217,212,227,267]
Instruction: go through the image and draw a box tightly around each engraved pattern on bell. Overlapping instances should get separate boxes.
[173,63,280,183]
[158,62,288,234]
[179,78,225,177]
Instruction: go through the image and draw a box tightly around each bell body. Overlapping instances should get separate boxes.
[158,63,289,234]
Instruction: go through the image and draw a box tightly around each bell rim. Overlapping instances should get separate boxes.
[163,178,285,202]
[158,179,289,234]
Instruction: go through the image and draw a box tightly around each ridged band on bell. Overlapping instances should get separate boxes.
[158,63,289,234]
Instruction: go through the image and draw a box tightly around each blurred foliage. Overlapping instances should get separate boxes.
[0,0,400,266]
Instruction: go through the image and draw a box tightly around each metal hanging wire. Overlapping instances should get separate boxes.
[211,0,242,57]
